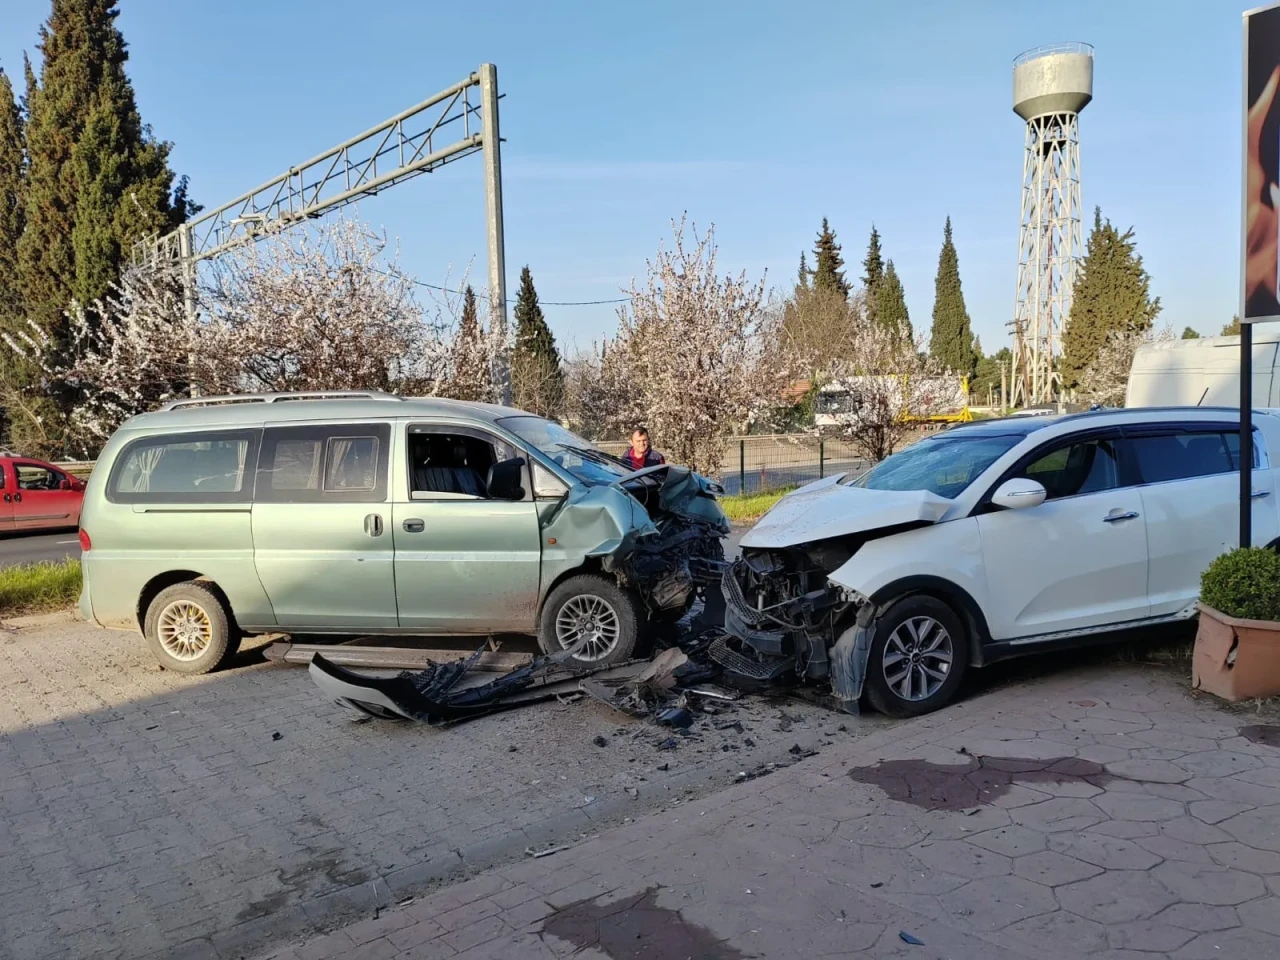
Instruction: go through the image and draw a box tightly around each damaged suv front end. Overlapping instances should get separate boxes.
[717,476,953,702]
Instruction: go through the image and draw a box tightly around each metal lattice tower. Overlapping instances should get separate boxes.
[1009,42,1093,406]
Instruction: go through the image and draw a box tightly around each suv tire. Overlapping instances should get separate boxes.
[144,582,239,675]
[864,595,969,718]
[538,574,640,667]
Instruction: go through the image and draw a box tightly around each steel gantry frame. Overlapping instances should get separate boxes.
[1009,110,1084,407]
[135,64,511,403]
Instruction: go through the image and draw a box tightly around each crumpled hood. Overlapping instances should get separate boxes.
[739,475,953,549]
[615,464,729,534]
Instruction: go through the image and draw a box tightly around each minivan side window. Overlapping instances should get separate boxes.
[406,424,523,500]
[256,423,390,503]
[1129,429,1255,485]
[107,431,261,503]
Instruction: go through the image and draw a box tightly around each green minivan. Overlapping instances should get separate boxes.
[79,392,729,673]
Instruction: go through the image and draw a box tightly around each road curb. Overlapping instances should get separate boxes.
[2,608,78,629]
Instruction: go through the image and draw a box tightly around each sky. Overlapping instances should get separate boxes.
[0,0,1254,356]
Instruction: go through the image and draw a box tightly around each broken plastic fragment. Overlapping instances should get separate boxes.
[899,931,924,945]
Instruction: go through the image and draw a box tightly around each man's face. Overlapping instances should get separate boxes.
[631,432,650,455]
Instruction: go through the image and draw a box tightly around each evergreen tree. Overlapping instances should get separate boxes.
[1182,327,1200,340]
[811,217,849,299]
[875,260,911,339]
[1223,316,1242,336]
[0,69,24,334]
[1061,207,1161,389]
[928,217,976,379]
[449,285,491,402]
[17,0,194,370]
[511,265,564,417]
[796,252,809,294]
[862,225,884,326]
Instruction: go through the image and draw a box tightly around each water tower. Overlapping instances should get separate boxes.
[1009,42,1094,406]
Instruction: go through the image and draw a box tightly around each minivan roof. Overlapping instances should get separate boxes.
[121,395,534,432]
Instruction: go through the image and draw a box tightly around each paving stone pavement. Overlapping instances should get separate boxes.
[268,665,1280,960]
[0,619,856,960]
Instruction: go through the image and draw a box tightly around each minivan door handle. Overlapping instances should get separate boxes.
[402,518,425,533]
[363,513,383,537]
[1253,489,1271,499]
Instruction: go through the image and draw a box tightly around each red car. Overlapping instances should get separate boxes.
[0,455,86,533]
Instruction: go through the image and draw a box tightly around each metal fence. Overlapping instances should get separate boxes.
[596,434,871,496]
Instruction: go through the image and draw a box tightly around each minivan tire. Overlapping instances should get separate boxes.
[538,574,640,668]
[144,582,239,675]
[864,595,969,719]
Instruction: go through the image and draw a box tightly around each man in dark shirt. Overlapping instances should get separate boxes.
[622,427,666,471]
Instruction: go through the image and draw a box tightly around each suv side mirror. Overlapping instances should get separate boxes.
[487,457,527,501]
[991,477,1047,510]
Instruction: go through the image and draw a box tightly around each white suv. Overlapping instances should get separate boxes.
[719,408,1279,717]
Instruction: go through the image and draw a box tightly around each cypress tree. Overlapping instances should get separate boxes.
[18,0,193,364]
[1061,207,1161,389]
[928,217,976,379]
[875,260,911,339]
[796,252,809,294]
[862,225,884,326]
[511,265,564,417]
[811,217,849,299]
[0,69,24,334]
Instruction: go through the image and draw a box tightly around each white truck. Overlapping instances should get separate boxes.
[1127,329,1280,407]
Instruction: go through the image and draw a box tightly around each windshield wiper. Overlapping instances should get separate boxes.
[559,444,628,469]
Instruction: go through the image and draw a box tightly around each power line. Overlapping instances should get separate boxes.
[373,266,633,306]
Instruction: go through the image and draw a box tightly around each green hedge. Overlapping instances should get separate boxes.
[1200,547,1280,621]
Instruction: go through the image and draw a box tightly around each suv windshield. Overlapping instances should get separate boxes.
[847,431,1025,499]
[497,416,631,485]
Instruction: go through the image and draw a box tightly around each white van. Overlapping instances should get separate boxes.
[1126,330,1280,407]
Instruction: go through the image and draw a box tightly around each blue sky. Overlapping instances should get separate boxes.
[0,0,1251,355]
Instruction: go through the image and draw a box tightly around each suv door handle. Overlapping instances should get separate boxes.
[363,514,383,537]
[1103,511,1139,523]
[402,519,425,533]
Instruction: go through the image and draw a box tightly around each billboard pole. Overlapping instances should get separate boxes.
[1242,323,1253,548]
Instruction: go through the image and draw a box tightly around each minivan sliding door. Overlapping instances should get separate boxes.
[252,422,398,630]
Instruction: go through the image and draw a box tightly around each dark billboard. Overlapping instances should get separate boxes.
[1244,3,1280,322]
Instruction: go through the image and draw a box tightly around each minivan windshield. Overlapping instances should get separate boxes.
[497,416,631,485]
[846,432,1025,499]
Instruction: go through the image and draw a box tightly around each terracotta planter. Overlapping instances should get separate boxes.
[1192,602,1280,701]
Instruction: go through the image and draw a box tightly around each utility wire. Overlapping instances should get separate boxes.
[371,265,632,305]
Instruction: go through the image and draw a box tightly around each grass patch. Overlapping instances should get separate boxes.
[720,487,794,524]
[0,558,82,617]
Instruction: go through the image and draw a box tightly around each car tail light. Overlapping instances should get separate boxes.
[78,529,91,552]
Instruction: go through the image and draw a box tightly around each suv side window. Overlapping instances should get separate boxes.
[1129,428,1253,485]
[1016,436,1121,501]
[108,431,261,503]
[257,423,390,503]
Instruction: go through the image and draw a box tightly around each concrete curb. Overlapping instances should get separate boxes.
[2,607,78,629]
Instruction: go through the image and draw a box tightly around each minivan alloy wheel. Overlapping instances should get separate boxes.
[555,594,620,661]
[156,600,213,661]
[882,615,953,702]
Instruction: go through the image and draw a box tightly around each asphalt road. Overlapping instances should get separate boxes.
[0,530,81,568]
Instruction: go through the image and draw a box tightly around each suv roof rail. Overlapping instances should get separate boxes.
[158,390,404,412]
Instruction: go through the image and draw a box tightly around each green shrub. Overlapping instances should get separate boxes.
[1200,547,1280,621]
[0,558,82,617]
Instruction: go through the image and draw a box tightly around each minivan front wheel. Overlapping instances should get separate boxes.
[864,595,969,718]
[144,582,239,675]
[538,574,640,667]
